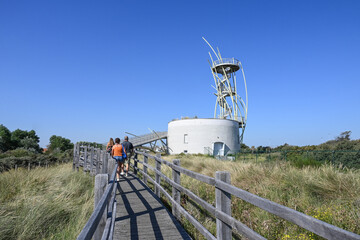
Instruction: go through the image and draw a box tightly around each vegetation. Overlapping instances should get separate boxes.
[149,154,360,240]
[0,163,94,240]
[0,125,42,153]
[1,125,358,239]
[78,141,104,149]
[48,135,74,152]
[238,131,360,169]
[0,124,76,172]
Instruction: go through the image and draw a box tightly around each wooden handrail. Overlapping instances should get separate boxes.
[76,167,116,240]
[74,143,360,240]
[133,150,360,240]
[73,144,117,240]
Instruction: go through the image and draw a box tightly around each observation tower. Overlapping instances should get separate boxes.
[204,37,248,143]
[167,39,248,156]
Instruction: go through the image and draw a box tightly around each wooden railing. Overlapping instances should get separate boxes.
[72,143,112,175]
[73,144,118,240]
[73,143,360,240]
[131,150,360,240]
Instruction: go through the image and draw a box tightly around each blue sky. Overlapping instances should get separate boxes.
[1,0,359,148]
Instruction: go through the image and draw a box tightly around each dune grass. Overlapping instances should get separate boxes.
[153,154,360,239]
[2,155,357,239]
[0,163,94,240]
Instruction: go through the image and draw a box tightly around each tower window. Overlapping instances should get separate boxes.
[184,134,188,144]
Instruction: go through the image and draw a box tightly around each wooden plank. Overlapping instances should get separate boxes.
[90,147,94,176]
[108,199,117,240]
[83,146,88,173]
[96,148,100,175]
[134,153,138,175]
[102,150,108,174]
[94,174,108,240]
[172,159,181,220]
[76,144,80,172]
[73,142,77,171]
[215,171,231,240]
[143,155,148,185]
[155,153,161,197]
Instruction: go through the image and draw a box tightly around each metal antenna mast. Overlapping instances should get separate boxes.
[203,37,248,143]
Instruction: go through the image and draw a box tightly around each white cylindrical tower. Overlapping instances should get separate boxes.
[168,118,240,156]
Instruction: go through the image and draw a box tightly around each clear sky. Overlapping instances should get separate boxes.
[1,0,359,148]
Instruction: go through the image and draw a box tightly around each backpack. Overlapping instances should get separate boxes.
[121,144,127,159]
[106,145,112,153]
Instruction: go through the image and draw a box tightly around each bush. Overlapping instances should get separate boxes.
[290,156,323,168]
[0,149,71,172]
[48,135,74,152]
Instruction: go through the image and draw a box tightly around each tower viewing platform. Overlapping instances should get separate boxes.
[211,57,240,74]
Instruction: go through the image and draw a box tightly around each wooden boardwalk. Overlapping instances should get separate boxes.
[113,172,191,240]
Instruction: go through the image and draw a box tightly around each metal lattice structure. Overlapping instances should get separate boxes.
[203,37,248,143]
[124,131,169,153]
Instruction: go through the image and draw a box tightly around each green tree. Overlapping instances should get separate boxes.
[48,135,73,152]
[0,124,12,152]
[256,145,271,153]
[240,143,250,151]
[11,129,41,152]
[78,141,103,149]
[336,131,351,141]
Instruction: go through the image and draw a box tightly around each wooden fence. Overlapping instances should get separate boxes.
[131,150,360,240]
[73,144,118,240]
[74,143,360,240]
[72,143,114,175]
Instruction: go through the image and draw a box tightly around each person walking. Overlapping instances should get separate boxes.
[122,136,134,177]
[112,138,126,181]
[106,138,114,155]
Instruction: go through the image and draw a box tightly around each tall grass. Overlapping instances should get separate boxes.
[156,155,360,239]
[0,163,94,240]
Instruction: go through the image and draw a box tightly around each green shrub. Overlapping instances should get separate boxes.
[0,149,65,172]
[290,156,323,168]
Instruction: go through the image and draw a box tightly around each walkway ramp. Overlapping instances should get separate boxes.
[127,131,167,147]
[113,171,191,240]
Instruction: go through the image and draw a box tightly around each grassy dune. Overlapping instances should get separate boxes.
[157,155,360,239]
[0,163,94,240]
[1,155,358,239]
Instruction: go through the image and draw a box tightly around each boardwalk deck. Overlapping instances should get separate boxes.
[113,172,191,240]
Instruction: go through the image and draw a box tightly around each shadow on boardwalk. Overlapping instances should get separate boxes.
[113,172,191,240]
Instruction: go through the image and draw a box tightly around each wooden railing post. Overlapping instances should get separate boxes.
[96,148,100,175]
[215,171,231,240]
[73,142,77,171]
[143,155,148,184]
[90,147,94,176]
[84,146,88,173]
[172,159,181,220]
[107,153,113,176]
[155,153,161,197]
[76,145,80,172]
[94,174,108,240]
[134,153,138,175]
[102,150,108,174]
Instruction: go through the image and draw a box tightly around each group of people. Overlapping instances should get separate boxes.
[106,136,134,181]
